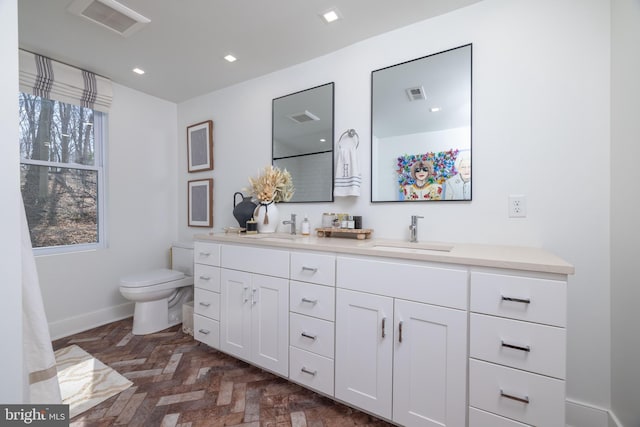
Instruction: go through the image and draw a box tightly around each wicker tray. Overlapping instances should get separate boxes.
[315,227,373,240]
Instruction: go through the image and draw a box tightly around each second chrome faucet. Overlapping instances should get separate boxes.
[409,215,424,243]
[282,213,297,235]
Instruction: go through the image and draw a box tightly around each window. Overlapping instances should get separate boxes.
[19,93,106,252]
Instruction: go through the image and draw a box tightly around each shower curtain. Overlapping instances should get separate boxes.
[21,197,61,403]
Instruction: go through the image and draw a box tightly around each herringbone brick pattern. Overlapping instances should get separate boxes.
[52,318,393,427]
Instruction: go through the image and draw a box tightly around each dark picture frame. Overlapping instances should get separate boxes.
[188,178,213,227]
[187,120,214,172]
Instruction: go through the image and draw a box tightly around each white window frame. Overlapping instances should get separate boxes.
[20,107,108,255]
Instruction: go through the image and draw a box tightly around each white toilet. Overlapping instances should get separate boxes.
[119,242,195,335]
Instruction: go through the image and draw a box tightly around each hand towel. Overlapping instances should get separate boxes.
[334,138,361,197]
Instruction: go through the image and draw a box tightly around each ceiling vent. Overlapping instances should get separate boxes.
[68,0,150,37]
[288,110,320,124]
[405,86,427,101]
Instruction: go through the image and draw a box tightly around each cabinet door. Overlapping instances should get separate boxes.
[393,300,467,427]
[335,289,393,420]
[220,269,252,361]
[251,275,289,377]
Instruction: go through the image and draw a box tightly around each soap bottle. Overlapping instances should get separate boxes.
[301,214,310,235]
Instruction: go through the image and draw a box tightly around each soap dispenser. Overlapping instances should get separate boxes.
[301,214,310,235]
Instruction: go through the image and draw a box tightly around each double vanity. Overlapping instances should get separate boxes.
[191,233,573,427]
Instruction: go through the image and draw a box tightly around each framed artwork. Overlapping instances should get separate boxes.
[187,120,213,172]
[188,178,213,227]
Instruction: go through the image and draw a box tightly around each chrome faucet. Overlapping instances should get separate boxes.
[282,213,297,235]
[409,215,424,243]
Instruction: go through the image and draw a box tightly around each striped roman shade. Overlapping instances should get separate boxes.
[19,49,112,112]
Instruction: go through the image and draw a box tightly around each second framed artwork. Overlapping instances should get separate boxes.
[188,178,213,227]
[187,120,214,172]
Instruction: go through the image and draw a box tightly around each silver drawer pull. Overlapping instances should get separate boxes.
[501,295,531,304]
[301,266,318,273]
[301,332,317,340]
[301,298,318,304]
[198,329,210,335]
[501,340,531,352]
[199,252,211,257]
[500,389,530,404]
[301,367,317,376]
[199,302,211,307]
[199,275,211,280]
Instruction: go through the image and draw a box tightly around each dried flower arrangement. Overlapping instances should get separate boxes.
[247,165,295,204]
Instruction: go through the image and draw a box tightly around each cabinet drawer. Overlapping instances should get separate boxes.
[290,251,335,286]
[194,242,220,266]
[194,264,220,292]
[470,271,566,327]
[470,313,566,379]
[194,288,220,320]
[289,346,334,397]
[290,281,335,321]
[194,314,220,349]
[469,407,530,427]
[469,359,565,427]
[337,256,467,309]
[221,244,289,278]
[290,313,334,358]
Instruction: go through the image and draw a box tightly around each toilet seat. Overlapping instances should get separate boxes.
[120,268,184,288]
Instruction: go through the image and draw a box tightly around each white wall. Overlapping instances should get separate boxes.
[35,84,178,339]
[611,0,640,426]
[0,0,25,403]
[177,0,612,416]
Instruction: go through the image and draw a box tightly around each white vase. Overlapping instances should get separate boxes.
[254,202,279,233]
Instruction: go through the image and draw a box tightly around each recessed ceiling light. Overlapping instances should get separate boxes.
[224,54,237,63]
[321,9,341,23]
[430,107,441,112]
[132,67,145,75]
[320,138,326,142]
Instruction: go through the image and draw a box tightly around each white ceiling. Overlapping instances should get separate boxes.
[18,0,483,103]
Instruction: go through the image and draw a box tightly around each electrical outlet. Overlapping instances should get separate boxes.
[508,195,527,218]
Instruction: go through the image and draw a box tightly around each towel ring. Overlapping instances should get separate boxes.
[338,129,359,149]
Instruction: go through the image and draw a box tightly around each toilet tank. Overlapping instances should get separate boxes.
[171,242,194,276]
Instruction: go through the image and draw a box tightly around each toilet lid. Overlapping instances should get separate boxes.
[120,268,185,288]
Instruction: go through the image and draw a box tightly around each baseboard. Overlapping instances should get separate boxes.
[566,399,623,427]
[48,302,134,340]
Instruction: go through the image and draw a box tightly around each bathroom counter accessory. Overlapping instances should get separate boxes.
[315,227,373,240]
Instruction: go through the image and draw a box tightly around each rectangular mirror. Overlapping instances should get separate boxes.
[371,44,472,202]
[273,82,335,203]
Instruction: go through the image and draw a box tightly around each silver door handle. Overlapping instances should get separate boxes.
[301,266,318,273]
[381,317,386,338]
[199,302,211,307]
[252,288,258,305]
[301,298,318,304]
[398,321,403,343]
[199,275,211,280]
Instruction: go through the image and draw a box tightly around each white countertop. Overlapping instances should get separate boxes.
[194,232,575,275]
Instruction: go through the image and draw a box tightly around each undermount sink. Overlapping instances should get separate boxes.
[242,233,303,242]
[365,240,454,253]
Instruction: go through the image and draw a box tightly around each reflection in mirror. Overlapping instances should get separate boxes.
[273,83,334,203]
[371,44,472,202]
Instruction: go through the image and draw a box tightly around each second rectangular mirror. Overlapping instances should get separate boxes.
[273,82,335,202]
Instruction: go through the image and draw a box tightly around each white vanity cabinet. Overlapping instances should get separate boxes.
[335,255,468,427]
[288,251,336,396]
[193,242,221,349]
[219,244,290,377]
[468,270,567,427]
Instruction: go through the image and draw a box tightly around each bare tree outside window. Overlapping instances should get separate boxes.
[19,93,105,249]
